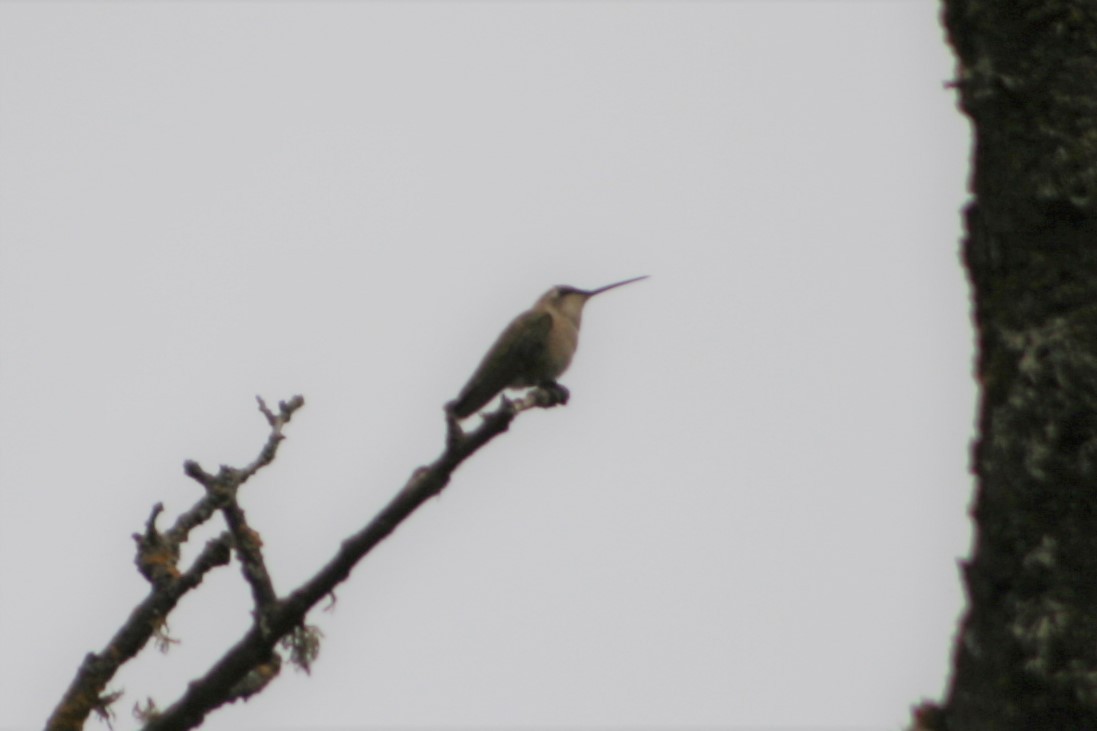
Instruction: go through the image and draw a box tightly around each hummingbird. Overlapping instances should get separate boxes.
[447,276,649,418]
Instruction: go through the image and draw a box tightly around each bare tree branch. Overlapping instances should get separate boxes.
[178,396,300,620]
[46,387,563,731]
[44,396,304,731]
[140,390,562,731]
[45,534,232,731]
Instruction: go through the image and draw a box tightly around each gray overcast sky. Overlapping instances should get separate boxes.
[0,2,973,730]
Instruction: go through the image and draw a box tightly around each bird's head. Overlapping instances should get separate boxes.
[536,276,649,326]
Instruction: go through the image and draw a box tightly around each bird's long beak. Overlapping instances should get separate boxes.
[585,275,650,297]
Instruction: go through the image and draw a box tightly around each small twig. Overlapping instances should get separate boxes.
[168,396,304,545]
[133,504,180,586]
[222,500,278,617]
[238,396,303,485]
[187,398,290,622]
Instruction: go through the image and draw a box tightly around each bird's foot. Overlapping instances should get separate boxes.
[538,381,570,408]
[550,382,570,406]
[509,383,570,413]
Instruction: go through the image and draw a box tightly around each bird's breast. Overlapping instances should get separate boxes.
[506,308,580,387]
[543,313,579,380]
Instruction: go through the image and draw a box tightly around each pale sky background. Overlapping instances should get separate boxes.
[0,2,974,730]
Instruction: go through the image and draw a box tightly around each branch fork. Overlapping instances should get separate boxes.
[48,387,562,731]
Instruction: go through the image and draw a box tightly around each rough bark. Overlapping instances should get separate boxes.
[941,1,1097,729]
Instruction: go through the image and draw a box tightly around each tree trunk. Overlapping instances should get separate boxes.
[942,2,1097,729]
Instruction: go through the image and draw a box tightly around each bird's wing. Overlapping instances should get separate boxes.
[449,310,553,418]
